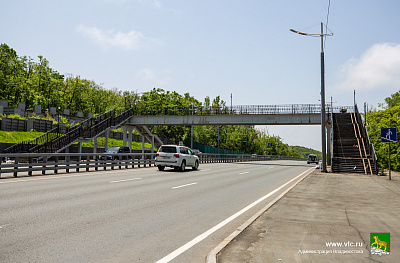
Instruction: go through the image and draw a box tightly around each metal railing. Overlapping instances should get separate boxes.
[132,104,354,116]
[0,153,304,178]
[354,104,377,174]
[3,108,134,154]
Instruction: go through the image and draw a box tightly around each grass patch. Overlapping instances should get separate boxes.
[81,137,155,150]
[0,130,45,143]
[0,131,155,150]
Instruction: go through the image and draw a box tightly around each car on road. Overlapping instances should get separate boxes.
[191,149,202,155]
[155,145,199,171]
[100,146,131,160]
[307,154,319,164]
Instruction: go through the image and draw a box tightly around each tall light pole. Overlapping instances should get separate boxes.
[290,22,333,173]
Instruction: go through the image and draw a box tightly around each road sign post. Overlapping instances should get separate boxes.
[381,128,398,180]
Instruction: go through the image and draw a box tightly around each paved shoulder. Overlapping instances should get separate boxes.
[217,170,400,263]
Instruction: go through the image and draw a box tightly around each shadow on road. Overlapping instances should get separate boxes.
[231,162,314,168]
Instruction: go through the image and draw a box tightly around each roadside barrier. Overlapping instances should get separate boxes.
[0,153,303,178]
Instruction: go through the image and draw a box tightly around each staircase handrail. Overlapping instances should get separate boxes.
[355,104,377,174]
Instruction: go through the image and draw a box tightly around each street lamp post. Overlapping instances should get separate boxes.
[290,22,333,173]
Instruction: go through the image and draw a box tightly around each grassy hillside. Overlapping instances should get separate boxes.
[0,131,154,150]
[0,130,44,143]
[291,145,322,159]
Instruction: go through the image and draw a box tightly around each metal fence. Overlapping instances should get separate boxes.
[0,153,304,178]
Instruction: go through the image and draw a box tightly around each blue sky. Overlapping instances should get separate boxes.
[2,0,400,150]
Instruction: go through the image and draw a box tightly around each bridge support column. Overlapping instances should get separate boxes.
[151,135,155,159]
[122,126,128,147]
[142,135,145,156]
[122,125,135,150]
[93,137,97,154]
[327,123,332,166]
[128,127,134,151]
[105,129,109,151]
[78,142,82,162]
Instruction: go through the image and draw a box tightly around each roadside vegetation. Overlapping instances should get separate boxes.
[366,92,400,172]
[0,130,153,150]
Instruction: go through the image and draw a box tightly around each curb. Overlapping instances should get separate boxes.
[206,167,316,263]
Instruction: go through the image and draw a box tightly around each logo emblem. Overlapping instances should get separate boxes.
[370,233,390,256]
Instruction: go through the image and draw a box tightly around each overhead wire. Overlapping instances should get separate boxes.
[324,0,331,50]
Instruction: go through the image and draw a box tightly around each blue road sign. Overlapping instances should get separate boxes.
[267,143,273,147]
[381,128,397,143]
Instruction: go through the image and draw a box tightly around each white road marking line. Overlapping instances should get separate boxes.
[0,173,92,184]
[239,172,250,175]
[110,178,142,183]
[0,224,9,229]
[172,182,198,189]
[0,169,144,184]
[206,167,315,262]
[200,169,211,172]
[156,167,314,263]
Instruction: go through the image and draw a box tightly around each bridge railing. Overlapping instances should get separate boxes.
[133,104,355,116]
[0,153,304,178]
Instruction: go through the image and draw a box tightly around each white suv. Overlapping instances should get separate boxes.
[155,145,199,171]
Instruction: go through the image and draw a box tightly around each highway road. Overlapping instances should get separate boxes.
[0,160,315,263]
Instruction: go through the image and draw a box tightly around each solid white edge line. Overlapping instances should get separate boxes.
[156,167,315,263]
[206,167,315,263]
[0,168,143,184]
[172,182,198,189]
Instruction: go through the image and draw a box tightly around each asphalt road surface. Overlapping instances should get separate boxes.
[0,160,314,263]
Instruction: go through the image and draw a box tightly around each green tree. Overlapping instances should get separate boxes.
[367,105,400,171]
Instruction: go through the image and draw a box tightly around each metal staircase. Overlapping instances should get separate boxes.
[4,109,134,154]
[331,106,377,174]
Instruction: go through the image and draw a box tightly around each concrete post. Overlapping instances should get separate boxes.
[128,126,134,151]
[122,126,128,147]
[327,123,331,166]
[93,137,97,154]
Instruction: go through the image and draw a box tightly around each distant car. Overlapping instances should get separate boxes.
[307,154,319,164]
[192,149,202,155]
[155,145,199,171]
[100,146,131,160]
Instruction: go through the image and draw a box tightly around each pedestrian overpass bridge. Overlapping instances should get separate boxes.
[126,104,353,126]
[5,103,375,176]
[4,104,354,156]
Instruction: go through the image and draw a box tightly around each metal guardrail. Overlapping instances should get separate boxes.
[0,153,304,178]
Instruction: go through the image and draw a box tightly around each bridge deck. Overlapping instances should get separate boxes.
[127,113,328,126]
[128,104,354,126]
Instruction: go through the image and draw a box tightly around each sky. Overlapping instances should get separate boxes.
[2,0,400,151]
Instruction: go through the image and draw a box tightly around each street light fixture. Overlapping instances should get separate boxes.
[290,22,333,173]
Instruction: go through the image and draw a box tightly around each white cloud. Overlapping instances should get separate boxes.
[136,0,162,9]
[102,0,131,4]
[77,25,160,50]
[103,0,162,8]
[136,68,172,87]
[332,43,400,92]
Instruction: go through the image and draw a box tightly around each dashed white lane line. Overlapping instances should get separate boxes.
[172,182,198,189]
[239,172,250,175]
[110,178,142,183]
